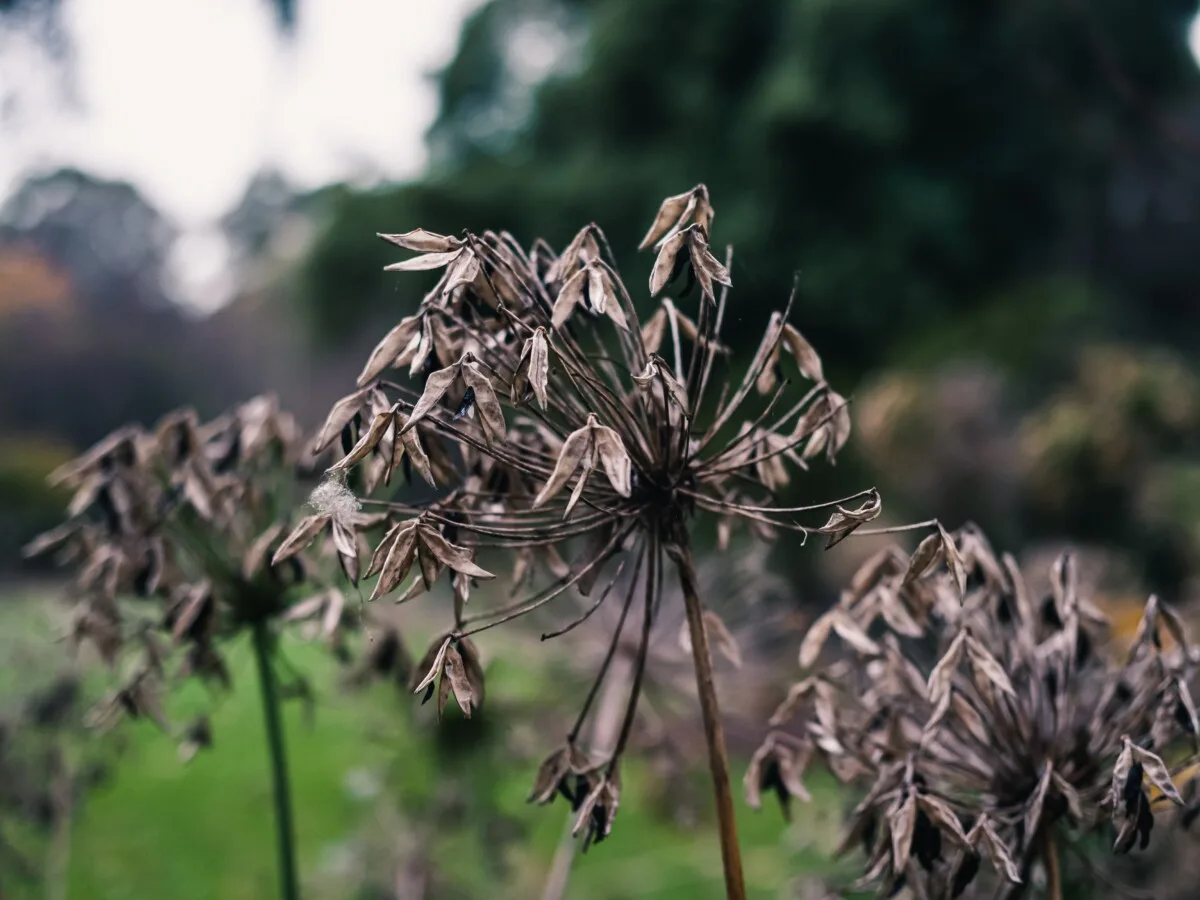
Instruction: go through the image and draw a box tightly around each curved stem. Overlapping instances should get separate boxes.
[673,546,747,900]
[252,621,300,900]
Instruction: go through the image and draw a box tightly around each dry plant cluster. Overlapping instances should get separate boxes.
[24,184,1200,900]
[23,396,358,899]
[750,525,1200,898]
[275,184,879,897]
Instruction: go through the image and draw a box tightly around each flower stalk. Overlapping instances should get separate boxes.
[674,542,746,900]
[252,620,300,900]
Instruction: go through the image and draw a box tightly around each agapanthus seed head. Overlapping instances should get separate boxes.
[755,523,1200,899]
[308,186,881,855]
[28,395,372,745]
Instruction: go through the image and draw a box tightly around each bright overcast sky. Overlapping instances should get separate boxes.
[0,0,480,307]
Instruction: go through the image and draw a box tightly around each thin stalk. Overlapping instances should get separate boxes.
[540,654,633,900]
[673,546,747,900]
[251,620,300,900]
[44,749,72,900]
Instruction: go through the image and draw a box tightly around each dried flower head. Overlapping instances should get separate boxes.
[755,524,1200,899]
[24,395,368,739]
[307,186,879,896]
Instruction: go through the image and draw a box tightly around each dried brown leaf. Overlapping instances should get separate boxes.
[918,794,969,847]
[533,422,592,508]
[926,631,967,705]
[551,267,588,329]
[271,514,331,566]
[1130,741,1184,805]
[648,230,687,297]
[977,819,1021,884]
[460,360,505,444]
[442,644,479,718]
[1023,762,1053,840]
[400,365,459,435]
[830,612,881,658]
[938,522,967,599]
[591,425,632,498]
[966,635,1017,698]
[357,317,423,387]
[416,523,494,580]
[378,229,462,253]
[799,611,835,669]
[331,406,396,470]
[512,327,551,411]
[888,791,917,873]
[781,323,824,382]
[904,533,943,585]
[369,521,419,601]
[412,633,453,696]
[384,249,462,272]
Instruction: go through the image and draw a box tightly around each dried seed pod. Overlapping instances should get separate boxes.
[759,526,1200,897]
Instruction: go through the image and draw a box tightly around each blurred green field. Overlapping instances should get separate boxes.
[0,588,850,900]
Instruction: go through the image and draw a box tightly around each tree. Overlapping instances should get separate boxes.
[300,0,1200,372]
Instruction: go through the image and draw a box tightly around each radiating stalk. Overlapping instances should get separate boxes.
[252,620,300,900]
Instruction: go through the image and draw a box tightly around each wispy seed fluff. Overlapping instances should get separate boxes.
[308,471,361,523]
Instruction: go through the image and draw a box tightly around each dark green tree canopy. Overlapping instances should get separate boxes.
[302,0,1200,370]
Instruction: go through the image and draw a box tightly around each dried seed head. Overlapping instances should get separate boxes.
[758,525,1200,896]
[32,395,372,745]
[306,186,879,853]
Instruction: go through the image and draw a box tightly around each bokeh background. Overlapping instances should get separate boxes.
[5,0,1200,897]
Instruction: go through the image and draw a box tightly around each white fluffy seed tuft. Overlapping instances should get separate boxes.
[308,471,361,522]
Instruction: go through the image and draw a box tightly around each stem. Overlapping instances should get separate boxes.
[1043,830,1061,900]
[44,749,72,900]
[251,620,300,900]
[673,547,747,900]
[540,655,633,900]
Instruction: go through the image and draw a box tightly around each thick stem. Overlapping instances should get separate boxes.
[674,549,747,900]
[1043,830,1061,900]
[251,621,300,900]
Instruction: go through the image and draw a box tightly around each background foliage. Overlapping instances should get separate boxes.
[5,0,1200,896]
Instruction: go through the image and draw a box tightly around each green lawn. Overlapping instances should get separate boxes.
[1,591,851,900]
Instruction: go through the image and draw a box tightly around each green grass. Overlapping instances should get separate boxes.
[1,591,849,900]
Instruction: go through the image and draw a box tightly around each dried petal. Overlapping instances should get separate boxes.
[938,523,967,598]
[648,230,688,298]
[966,635,1016,698]
[781,323,824,382]
[591,425,632,498]
[357,317,423,387]
[378,229,462,253]
[271,514,331,566]
[904,533,943,585]
[460,360,505,444]
[400,364,460,434]
[1129,741,1184,806]
[311,386,372,453]
[926,631,967,705]
[384,249,462,272]
[533,422,592,508]
[888,791,917,873]
[416,523,495,580]
[411,633,453,696]
[678,608,741,668]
